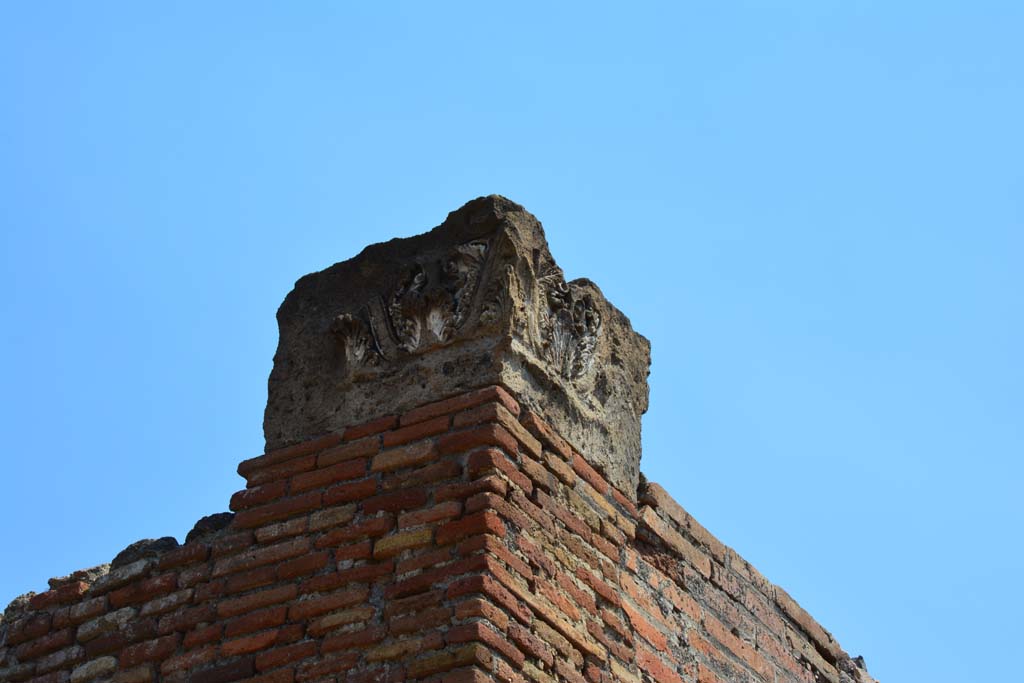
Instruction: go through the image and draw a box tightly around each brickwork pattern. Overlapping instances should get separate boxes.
[1,386,866,683]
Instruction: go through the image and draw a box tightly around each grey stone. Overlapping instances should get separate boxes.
[71,657,118,683]
[185,512,234,543]
[265,195,650,494]
[88,560,153,596]
[111,538,178,569]
[2,593,34,622]
[48,565,110,590]
[77,607,137,642]
[0,664,36,682]
[138,589,193,618]
[36,646,84,674]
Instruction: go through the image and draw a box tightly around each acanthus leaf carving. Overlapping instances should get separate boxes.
[535,264,601,380]
[379,239,491,354]
[330,311,383,377]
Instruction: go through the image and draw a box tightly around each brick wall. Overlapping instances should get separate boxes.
[0,385,874,683]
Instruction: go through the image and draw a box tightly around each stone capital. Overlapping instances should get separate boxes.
[264,195,651,493]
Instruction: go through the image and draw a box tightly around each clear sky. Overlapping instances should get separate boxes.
[2,3,1021,681]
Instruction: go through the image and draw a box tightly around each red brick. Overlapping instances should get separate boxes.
[107,574,177,608]
[160,644,217,676]
[395,546,453,576]
[183,623,222,650]
[437,424,519,457]
[222,629,280,656]
[383,415,450,448]
[640,483,727,564]
[230,480,288,511]
[536,490,591,541]
[232,491,322,529]
[467,448,532,494]
[158,543,210,570]
[446,574,532,625]
[389,605,452,635]
[238,433,342,477]
[373,528,434,559]
[26,590,60,611]
[323,477,379,505]
[435,476,508,503]
[277,551,329,580]
[453,402,542,458]
[408,650,491,679]
[213,537,310,577]
[704,613,773,681]
[296,652,361,681]
[321,625,387,653]
[447,621,525,668]
[774,585,843,663]
[571,452,610,495]
[400,386,519,427]
[519,411,573,460]
[247,670,295,683]
[55,581,89,604]
[157,603,216,634]
[318,436,381,467]
[315,516,394,547]
[382,459,461,492]
[289,585,370,620]
[554,660,588,683]
[245,454,318,487]
[436,511,506,545]
[621,601,669,650]
[508,623,555,667]
[453,597,508,631]
[639,506,712,578]
[363,488,430,515]
[211,530,254,558]
[255,641,317,671]
[576,566,620,607]
[120,634,181,668]
[5,613,52,645]
[334,540,374,562]
[15,629,75,661]
[636,646,683,683]
[190,657,255,683]
[224,605,288,638]
[20,672,61,683]
[217,584,297,618]
[343,414,398,441]
[399,501,462,528]
[371,441,438,473]
[610,486,639,518]
[386,555,488,600]
[290,458,368,492]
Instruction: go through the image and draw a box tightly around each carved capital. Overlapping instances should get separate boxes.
[266,196,650,493]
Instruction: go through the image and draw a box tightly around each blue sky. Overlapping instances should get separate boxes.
[2,3,1021,681]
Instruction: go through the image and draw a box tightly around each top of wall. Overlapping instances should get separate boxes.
[265,196,650,494]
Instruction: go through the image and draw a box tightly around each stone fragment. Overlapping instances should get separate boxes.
[111,539,178,570]
[77,608,137,643]
[48,566,110,591]
[264,195,650,494]
[185,513,234,543]
[88,561,153,596]
[70,657,117,683]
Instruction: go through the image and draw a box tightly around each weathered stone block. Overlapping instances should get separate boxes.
[264,195,650,494]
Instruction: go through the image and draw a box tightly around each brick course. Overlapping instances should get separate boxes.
[1,386,872,683]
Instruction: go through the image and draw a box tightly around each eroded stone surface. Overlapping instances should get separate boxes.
[265,195,651,493]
